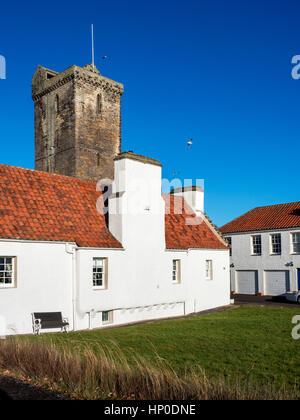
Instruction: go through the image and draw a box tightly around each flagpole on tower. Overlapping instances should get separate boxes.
[91,24,95,67]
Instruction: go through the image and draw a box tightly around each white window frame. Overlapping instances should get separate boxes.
[0,256,16,289]
[102,310,113,325]
[93,258,107,290]
[270,233,281,255]
[205,260,213,280]
[291,232,300,254]
[172,259,181,284]
[251,235,262,255]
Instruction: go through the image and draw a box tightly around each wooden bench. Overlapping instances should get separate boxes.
[32,312,69,335]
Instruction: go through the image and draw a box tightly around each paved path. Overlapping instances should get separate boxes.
[232,293,299,308]
[0,375,66,400]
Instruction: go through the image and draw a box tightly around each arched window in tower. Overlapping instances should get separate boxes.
[97,152,100,167]
[55,95,59,114]
[97,94,102,116]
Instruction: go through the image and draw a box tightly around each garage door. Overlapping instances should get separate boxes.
[264,271,290,296]
[236,271,258,294]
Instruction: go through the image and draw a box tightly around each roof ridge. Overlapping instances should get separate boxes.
[0,163,97,186]
[253,201,300,209]
[220,201,300,233]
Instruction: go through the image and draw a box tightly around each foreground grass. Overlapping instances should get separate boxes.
[25,306,300,389]
[0,337,298,400]
[1,306,300,399]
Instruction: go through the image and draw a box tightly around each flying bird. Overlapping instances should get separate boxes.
[187,138,193,149]
[102,56,109,60]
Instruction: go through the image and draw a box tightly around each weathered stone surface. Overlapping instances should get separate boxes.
[32,64,124,181]
[114,151,162,167]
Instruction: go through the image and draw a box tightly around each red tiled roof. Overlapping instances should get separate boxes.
[0,164,226,249]
[163,195,227,250]
[0,164,122,248]
[220,202,300,234]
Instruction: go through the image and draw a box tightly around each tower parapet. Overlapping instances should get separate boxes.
[32,63,124,181]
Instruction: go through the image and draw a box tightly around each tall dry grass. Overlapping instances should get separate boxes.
[0,339,297,400]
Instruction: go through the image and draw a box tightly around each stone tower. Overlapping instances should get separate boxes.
[32,63,124,181]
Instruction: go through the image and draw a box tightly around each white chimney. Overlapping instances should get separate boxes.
[108,152,165,250]
[170,186,204,216]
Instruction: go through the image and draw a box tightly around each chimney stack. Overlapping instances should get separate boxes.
[170,186,204,216]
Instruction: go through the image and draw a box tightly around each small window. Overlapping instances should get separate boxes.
[97,152,100,167]
[205,260,213,280]
[102,311,113,325]
[291,232,300,254]
[93,258,107,289]
[55,95,59,113]
[97,94,102,115]
[270,234,281,255]
[172,259,181,284]
[227,237,232,256]
[0,257,15,288]
[251,235,262,255]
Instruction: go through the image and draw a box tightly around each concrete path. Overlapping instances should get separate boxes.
[232,293,299,308]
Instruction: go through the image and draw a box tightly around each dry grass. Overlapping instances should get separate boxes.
[0,338,298,400]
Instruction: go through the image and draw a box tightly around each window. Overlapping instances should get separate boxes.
[292,233,300,254]
[0,257,15,288]
[102,311,113,324]
[97,94,102,115]
[270,234,281,254]
[93,258,107,289]
[251,235,262,255]
[55,95,59,113]
[97,152,100,167]
[227,237,232,256]
[172,259,181,284]
[205,260,213,280]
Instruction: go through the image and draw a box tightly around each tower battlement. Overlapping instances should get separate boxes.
[32,63,124,181]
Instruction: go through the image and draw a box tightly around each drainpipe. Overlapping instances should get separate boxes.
[65,243,78,332]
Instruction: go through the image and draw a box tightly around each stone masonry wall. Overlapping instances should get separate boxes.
[32,64,123,181]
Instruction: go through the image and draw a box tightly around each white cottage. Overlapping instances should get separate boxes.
[0,152,230,335]
[0,62,230,335]
[220,202,300,296]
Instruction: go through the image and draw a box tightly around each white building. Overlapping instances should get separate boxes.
[0,152,230,335]
[220,202,300,296]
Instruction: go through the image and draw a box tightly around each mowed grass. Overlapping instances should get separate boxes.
[26,306,300,389]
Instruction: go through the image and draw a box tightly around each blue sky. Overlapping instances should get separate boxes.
[0,0,299,226]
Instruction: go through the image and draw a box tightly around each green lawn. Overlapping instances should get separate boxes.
[28,306,300,389]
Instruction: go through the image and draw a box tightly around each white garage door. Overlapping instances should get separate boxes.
[236,271,258,295]
[264,271,290,296]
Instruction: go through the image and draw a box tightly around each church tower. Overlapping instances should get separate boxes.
[32,63,123,181]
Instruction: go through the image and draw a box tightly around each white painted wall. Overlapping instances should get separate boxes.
[75,247,230,331]
[0,157,230,335]
[224,229,300,294]
[0,239,230,335]
[0,240,73,335]
[108,157,165,251]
